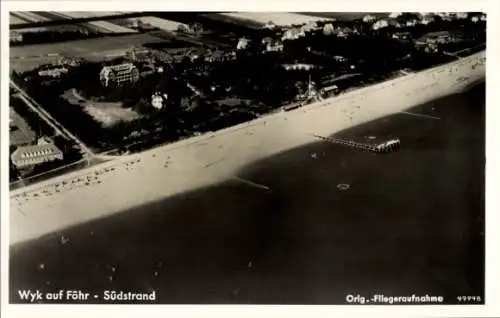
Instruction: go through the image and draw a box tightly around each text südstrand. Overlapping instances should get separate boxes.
[17,289,157,302]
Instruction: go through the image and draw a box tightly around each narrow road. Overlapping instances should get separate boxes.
[10,80,94,158]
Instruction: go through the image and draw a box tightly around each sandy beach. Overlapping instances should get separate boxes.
[9,51,485,246]
[10,81,485,304]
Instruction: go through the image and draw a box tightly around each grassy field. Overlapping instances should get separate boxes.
[62,89,141,128]
[9,14,27,25]
[210,12,333,27]
[10,33,168,72]
[9,106,36,146]
[303,12,389,20]
[203,12,388,28]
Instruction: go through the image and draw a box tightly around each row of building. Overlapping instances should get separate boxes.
[364,12,486,31]
[101,43,244,86]
[235,21,359,55]
[247,12,486,48]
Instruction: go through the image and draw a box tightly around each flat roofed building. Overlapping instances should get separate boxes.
[100,63,139,87]
[38,66,69,78]
[11,139,63,169]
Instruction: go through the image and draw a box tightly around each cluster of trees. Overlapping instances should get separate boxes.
[71,59,186,110]
[15,70,113,150]
[9,164,19,183]
[201,34,413,104]
[206,54,298,105]
[15,59,196,152]
[10,93,53,138]
[17,57,265,154]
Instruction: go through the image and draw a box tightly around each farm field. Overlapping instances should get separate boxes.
[303,12,389,20]
[44,12,138,34]
[11,11,50,23]
[48,11,132,19]
[10,14,27,25]
[129,16,188,32]
[10,33,168,72]
[214,12,333,27]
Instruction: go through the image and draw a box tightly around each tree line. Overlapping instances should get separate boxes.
[10,30,105,47]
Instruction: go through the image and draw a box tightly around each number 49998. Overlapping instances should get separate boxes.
[457,296,482,303]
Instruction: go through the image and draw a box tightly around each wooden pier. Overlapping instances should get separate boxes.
[310,134,400,153]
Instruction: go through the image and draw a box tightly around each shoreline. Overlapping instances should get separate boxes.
[10,51,483,194]
[9,81,485,304]
[9,51,486,245]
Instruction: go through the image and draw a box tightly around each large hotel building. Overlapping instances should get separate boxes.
[100,63,140,87]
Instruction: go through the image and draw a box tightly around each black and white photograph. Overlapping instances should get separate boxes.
[1,1,498,317]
